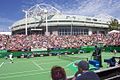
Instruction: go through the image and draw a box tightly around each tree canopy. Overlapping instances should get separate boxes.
[108,18,120,30]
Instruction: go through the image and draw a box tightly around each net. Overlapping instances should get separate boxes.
[59,55,88,62]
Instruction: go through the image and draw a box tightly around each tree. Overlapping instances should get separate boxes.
[108,18,119,31]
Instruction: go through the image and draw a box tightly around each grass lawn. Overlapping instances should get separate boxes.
[0,52,120,80]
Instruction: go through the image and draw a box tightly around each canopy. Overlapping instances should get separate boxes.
[108,30,120,34]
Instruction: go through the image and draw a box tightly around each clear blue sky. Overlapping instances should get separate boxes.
[0,0,120,31]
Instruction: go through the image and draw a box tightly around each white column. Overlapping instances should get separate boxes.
[89,28,92,35]
[23,10,28,35]
[71,19,73,35]
[44,9,49,36]
[45,13,48,35]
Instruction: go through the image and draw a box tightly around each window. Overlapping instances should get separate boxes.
[93,19,97,21]
[58,27,88,35]
[86,18,91,20]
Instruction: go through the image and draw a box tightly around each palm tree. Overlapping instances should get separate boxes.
[108,18,119,31]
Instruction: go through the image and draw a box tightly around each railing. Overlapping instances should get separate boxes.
[67,66,120,80]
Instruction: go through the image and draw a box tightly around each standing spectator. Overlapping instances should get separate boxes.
[72,60,100,80]
[93,45,103,67]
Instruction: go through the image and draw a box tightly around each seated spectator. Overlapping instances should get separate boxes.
[51,66,67,80]
[72,60,100,80]
[118,58,120,65]
[104,57,116,67]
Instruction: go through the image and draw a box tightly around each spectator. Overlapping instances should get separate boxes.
[51,66,67,80]
[93,45,103,67]
[72,60,100,80]
[0,33,120,50]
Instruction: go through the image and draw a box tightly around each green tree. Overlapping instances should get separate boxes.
[108,18,119,31]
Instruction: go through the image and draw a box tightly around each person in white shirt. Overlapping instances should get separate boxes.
[9,53,13,63]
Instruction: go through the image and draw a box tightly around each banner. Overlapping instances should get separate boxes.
[31,48,47,51]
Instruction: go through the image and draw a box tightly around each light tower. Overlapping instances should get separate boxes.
[23,10,28,35]
[44,9,49,36]
[22,3,61,35]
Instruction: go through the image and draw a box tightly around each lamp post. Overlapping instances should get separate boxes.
[44,9,49,36]
[71,17,74,35]
[23,10,28,35]
[71,19,73,35]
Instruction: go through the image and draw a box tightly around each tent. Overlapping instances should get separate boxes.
[108,30,120,34]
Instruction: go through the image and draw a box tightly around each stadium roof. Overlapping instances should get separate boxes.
[11,14,109,27]
[24,3,61,18]
[11,3,114,30]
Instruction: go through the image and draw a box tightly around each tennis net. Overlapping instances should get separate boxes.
[59,55,88,62]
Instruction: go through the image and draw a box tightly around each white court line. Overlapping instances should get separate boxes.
[32,61,44,70]
[0,60,67,76]
[0,71,50,79]
[14,59,61,63]
[0,69,70,79]
[0,69,40,76]
[39,60,68,65]
[0,62,4,68]
[65,62,74,68]
[65,60,80,68]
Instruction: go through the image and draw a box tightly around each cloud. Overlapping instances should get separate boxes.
[21,0,45,10]
[0,25,10,32]
[0,17,14,23]
[0,17,14,32]
[21,0,120,19]
[53,0,120,19]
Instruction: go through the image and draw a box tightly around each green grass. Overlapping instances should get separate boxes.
[0,52,120,80]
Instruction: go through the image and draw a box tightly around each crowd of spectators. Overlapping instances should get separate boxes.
[0,32,120,50]
[51,60,100,80]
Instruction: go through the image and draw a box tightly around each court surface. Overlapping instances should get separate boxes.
[0,52,120,80]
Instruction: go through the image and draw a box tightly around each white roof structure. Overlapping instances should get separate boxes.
[24,3,61,18]
[11,3,116,34]
[0,32,11,35]
[11,14,109,28]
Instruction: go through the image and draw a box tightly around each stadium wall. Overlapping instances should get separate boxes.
[0,46,120,58]
[11,14,109,35]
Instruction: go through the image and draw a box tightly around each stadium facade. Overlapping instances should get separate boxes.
[11,4,110,35]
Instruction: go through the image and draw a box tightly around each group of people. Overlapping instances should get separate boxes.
[0,33,120,51]
[51,60,100,80]
[0,33,119,80]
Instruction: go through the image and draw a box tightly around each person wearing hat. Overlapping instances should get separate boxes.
[72,60,100,80]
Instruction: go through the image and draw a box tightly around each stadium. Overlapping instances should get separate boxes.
[11,4,109,35]
[0,3,120,80]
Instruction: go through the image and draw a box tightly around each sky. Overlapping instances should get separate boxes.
[0,0,120,31]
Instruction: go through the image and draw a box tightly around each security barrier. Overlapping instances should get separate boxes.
[0,46,120,58]
[67,66,120,80]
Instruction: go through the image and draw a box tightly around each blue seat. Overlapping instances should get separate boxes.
[89,60,100,70]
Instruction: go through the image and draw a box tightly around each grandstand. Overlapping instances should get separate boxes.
[11,3,110,35]
[0,3,120,80]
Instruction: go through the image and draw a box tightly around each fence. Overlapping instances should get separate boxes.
[0,45,120,58]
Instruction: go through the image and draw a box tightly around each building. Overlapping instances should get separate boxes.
[0,32,11,35]
[11,4,110,35]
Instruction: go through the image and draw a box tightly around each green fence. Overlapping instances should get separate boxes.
[80,46,95,53]
[0,50,8,58]
[104,46,120,52]
[48,48,80,54]
[0,51,32,58]
[0,46,120,58]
